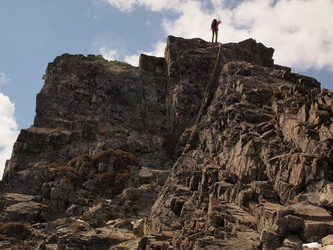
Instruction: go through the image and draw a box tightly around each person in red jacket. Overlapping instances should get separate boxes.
[211,19,221,43]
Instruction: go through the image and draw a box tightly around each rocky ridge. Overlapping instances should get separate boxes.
[0,36,332,249]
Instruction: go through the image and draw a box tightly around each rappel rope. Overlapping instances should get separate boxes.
[181,43,222,156]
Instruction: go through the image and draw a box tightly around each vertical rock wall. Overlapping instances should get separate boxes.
[149,37,333,249]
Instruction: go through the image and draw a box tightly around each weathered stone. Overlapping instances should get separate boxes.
[320,184,333,208]
[320,245,333,250]
[260,228,282,250]
[112,219,132,230]
[303,220,329,240]
[284,214,303,232]
[139,54,166,75]
[282,234,303,249]
[238,188,254,207]
[3,201,43,223]
[289,203,332,220]
[322,234,333,246]
[0,35,332,249]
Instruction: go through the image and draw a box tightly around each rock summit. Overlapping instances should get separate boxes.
[1,36,333,249]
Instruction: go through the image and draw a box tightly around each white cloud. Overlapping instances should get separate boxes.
[162,1,212,39]
[100,47,119,61]
[0,72,10,86]
[103,0,333,72]
[103,0,186,12]
[103,0,137,12]
[124,41,166,66]
[0,93,18,179]
[227,0,333,71]
[124,54,140,66]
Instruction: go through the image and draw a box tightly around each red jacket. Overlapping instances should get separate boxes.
[216,21,221,31]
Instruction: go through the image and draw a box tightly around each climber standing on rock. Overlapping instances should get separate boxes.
[211,19,221,43]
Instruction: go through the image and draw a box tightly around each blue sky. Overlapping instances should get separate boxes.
[0,0,333,177]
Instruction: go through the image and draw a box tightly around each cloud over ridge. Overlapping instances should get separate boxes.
[0,93,18,178]
[102,0,333,72]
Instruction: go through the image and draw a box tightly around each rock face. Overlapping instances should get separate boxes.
[0,36,333,249]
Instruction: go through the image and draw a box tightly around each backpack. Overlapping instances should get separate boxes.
[211,19,217,29]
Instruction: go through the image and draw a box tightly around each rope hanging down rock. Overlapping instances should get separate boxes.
[182,43,222,156]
